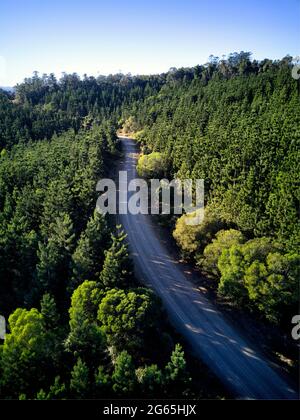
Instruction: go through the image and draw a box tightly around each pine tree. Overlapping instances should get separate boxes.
[40,293,59,329]
[112,351,136,396]
[94,366,111,397]
[99,227,133,289]
[136,364,163,396]
[65,281,105,366]
[164,344,191,395]
[36,376,67,400]
[0,308,59,398]
[70,210,109,292]
[70,358,89,398]
[36,213,75,302]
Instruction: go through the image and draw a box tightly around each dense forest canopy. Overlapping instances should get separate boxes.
[0,117,201,400]
[0,51,299,399]
[128,53,299,326]
[0,72,165,149]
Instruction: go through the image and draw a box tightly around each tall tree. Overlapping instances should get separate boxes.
[70,210,109,292]
[97,288,160,351]
[36,213,75,303]
[164,344,191,396]
[99,228,133,289]
[112,351,136,396]
[70,358,90,398]
[65,281,105,366]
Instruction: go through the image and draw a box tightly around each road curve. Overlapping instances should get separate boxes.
[117,136,298,400]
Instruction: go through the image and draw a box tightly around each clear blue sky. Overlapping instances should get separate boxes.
[0,0,299,85]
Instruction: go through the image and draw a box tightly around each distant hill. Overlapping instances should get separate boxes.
[0,86,15,93]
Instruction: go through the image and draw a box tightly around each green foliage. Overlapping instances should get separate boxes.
[217,244,249,305]
[173,209,225,259]
[65,281,105,363]
[244,252,299,323]
[99,228,133,289]
[71,210,109,291]
[0,125,110,313]
[0,73,163,149]
[1,54,297,399]
[218,238,298,323]
[112,351,136,395]
[218,237,277,304]
[94,366,111,397]
[165,344,187,381]
[128,55,299,324]
[98,288,160,351]
[70,358,90,398]
[0,215,38,313]
[40,293,60,329]
[121,116,139,135]
[133,55,299,249]
[136,152,167,178]
[69,280,103,323]
[201,229,246,276]
[0,148,7,158]
[36,213,75,302]
[164,344,191,395]
[36,376,67,400]
[136,364,163,396]
[0,307,60,397]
